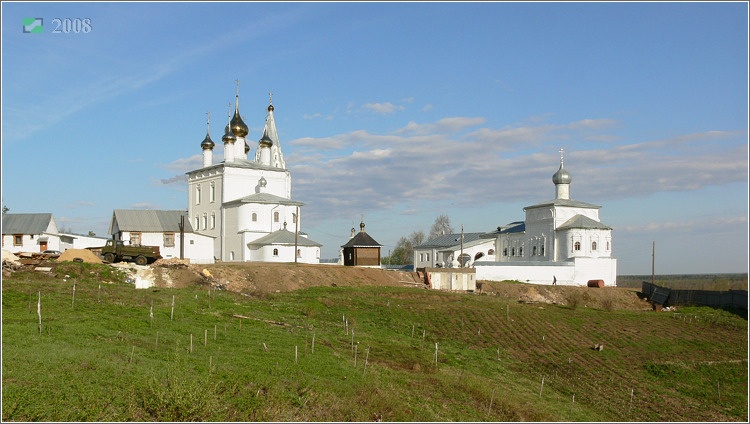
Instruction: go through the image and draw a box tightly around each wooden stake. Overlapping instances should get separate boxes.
[506,304,509,321]
[354,344,358,367]
[363,347,370,377]
[351,328,355,351]
[421,329,425,349]
[263,342,268,352]
[71,283,76,308]
[170,295,175,321]
[98,284,101,303]
[628,387,634,413]
[570,394,575,418]
[204,329,207,346]
[311,333,315,354]
[149,302,154,327]
[539,375,545,398]
[411,324,415,338]
[37,291,42,335]
[155,331,159,351]
[345,319,349,335]
[717,381,721,402]
[434,342,439,365]
[130,345,135,363]
[488,388,495,415]
[190,334,193,353]
[214,325,217,341]
[295,346,298,365]
[497,346,500,361]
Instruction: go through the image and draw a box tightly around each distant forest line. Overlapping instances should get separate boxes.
[616,273,748,291]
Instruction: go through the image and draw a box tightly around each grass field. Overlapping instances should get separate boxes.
[2,263,747,421]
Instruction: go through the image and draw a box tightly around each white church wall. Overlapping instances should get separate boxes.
[474,261,576,285]
[222,207,243,261]
[572,257,617,286]
[554,207,599,228]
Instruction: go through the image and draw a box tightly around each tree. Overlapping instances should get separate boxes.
[387,230,425,265]
[428,214,454,240]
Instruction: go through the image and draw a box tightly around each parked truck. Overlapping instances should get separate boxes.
[92,239,162,265]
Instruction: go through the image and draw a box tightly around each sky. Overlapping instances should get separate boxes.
[1,1,748,275]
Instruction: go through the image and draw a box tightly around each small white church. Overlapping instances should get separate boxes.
[414,153,617,286]
[186,84,322,263]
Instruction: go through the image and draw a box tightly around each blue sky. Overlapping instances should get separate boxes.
[2,1,747,275]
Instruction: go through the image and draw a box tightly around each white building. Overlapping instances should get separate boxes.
[413,232,496,269]
[109,209,215,264]
[1,213,60,253]
[475,155,617,286]
[185,87,321,263]
[59,232,110,251]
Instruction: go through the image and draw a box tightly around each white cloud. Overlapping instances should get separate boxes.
[362,102,405,114]
[288,117,748,227]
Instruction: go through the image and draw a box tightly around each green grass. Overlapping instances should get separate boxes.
[2,265,748,421]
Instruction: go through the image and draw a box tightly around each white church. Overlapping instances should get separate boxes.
[414,153,618,286]
[186,85,322,263]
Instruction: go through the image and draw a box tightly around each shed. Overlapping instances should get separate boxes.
[341,219,382,266]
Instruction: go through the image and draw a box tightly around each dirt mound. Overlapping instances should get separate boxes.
[2,249,20,263]
[154,262,424,293]
[58,249,103,264]
[480,279,650,311]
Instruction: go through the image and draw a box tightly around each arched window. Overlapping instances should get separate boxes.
[297,249,301,258]
[210,212,216,229]
[195,216,199,230]
[274,211,279,222]
[511,248,515,256]
[209,182,215,202]
[503,248,508,256]
[574,241,581,251]
[607,241,610,251]
[474,252,484,260]
[488,249,494,255]
[202,213,207,230]
[252,212,257,222]
[540,245,545,256]
[592,241,597,251]
[195,185,201,204]
[292,213,297,224]
[532,246,537,256]
[519,246,523,256]
[273,248,279,256]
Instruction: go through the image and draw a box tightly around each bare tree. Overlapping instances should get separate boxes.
[386,230,425,265]
[429,214,454,240]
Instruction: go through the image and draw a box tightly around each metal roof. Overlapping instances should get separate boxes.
[187,159,291,174]
[247,228,322,247]
[524,198,601,210]
[112,210,194,233]
[341,231,382,248]
[557,214,612,230]
[224,192,304,207]
[414,232,495,249]
[1,213,54,234]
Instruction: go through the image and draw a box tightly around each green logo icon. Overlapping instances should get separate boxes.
[23,18,43,33]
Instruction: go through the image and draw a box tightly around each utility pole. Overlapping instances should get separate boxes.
[460,224,464,268]
[651,241,655,286]
[179,214,185,260]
